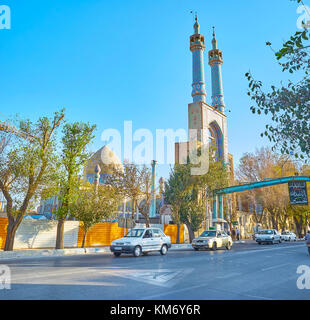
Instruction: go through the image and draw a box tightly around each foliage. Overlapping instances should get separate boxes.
[246,0,310,160]
[106,162,152,220]
[0,110,65,250]
[165,148,228,242]
[55,121,96,249]
[236,146,310,234]
[70,182,121,247]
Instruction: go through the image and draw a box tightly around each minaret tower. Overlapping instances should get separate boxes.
[175,18,229,168]
[190,15,207,103]
[208,27,225,113]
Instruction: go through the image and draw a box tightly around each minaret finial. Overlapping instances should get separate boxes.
[208,27,225,113]
[193,12,199,34]
[212,26,217,49]
[190,13,206,103]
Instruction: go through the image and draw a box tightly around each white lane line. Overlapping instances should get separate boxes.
[232,244,304,256]
[215,272,242,279]
[261,263,291,272]
[141,282,272,300]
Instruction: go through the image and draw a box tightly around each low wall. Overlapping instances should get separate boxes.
[0,218,184,249]
[164,224,184,244]
[77,222,128,247]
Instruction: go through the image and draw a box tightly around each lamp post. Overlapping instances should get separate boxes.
[149,160,157,218]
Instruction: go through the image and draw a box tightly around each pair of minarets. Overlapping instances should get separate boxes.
[190,16,225,113]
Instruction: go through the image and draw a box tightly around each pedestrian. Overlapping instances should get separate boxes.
[305,230,310,255]
[231,228,236,241]
[236,227,240,241]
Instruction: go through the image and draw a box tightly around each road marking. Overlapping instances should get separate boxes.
[114,268,194,288]
[261,263,291,272]
[215,272,242,279]
[141,282,273,300]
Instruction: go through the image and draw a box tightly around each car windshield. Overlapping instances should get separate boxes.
[261,230,273,234]
[124,229,144,237]
[281,231,289,235]
[200,231,216,237]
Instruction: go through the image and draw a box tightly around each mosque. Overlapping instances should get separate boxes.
[39,16,235,230]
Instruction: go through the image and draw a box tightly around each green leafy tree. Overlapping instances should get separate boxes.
[55,122,96,249]
[164,164,192,243]
[106,162,151,221]
[0,110,65,251]
[246,0,309,160]
[165,147,228,243]
[70,183,121,248]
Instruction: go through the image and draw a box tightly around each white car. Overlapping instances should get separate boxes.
[192,230,233,251]
[110,228,171,257]
[280,231,297,241]
[256,229,281,244]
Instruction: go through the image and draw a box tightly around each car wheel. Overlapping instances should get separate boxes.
[133,246,142,257]
[279,239,282,244]
[160,244,168,255]
[211,242,217,251]
[114,252,121,257]
[288,237,291,242]
[226,242,232,250]
[258,242,261,245]
[194,248,199,251]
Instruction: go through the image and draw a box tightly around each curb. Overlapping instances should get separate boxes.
[0,240,305,260]
[0,247,111,260]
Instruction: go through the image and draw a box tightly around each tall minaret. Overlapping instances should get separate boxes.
[208,27,225,113]
[190,15,207,103]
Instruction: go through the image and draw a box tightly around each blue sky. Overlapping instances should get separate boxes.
[0,0,304,180]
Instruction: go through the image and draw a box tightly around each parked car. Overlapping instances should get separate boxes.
[255,229,281,244]
[280,231,297,241]
[110,227,171,257]
[192,230,233,251]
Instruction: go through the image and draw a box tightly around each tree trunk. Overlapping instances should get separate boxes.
[131,199,135,220]
[185,221,195,243]
[4,222,18,251]
[176,223,180,244]
[55,218,65,249]
[4,214,23,251]
[81,230,87,248]
[294,215,303,238]
[145,215,150,228]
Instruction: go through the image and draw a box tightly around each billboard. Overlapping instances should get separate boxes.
[288,181,308,205]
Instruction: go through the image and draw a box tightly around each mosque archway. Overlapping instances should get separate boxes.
[208,121,224,160]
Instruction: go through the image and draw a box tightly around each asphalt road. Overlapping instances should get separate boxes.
[0,241,309,300]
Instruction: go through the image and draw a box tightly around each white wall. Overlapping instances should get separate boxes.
[14,220,80,249]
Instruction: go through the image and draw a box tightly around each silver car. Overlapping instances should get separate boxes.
[110,228,171,257]
[256,229,281,244]
[192,230,233,251]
